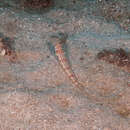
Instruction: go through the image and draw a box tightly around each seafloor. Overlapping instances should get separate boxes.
[0,0,130,129]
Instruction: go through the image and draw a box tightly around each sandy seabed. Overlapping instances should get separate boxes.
[0,0,130,129]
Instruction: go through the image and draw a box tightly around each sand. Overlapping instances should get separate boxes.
[0,0,130,129]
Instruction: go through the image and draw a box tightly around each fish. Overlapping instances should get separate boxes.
[50,34,84,91]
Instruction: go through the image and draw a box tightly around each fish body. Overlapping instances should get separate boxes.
[51,36,84,90]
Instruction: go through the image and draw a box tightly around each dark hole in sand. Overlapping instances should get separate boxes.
[0,34,17,63]
[23,0,53,9]
[97,48,130,71]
